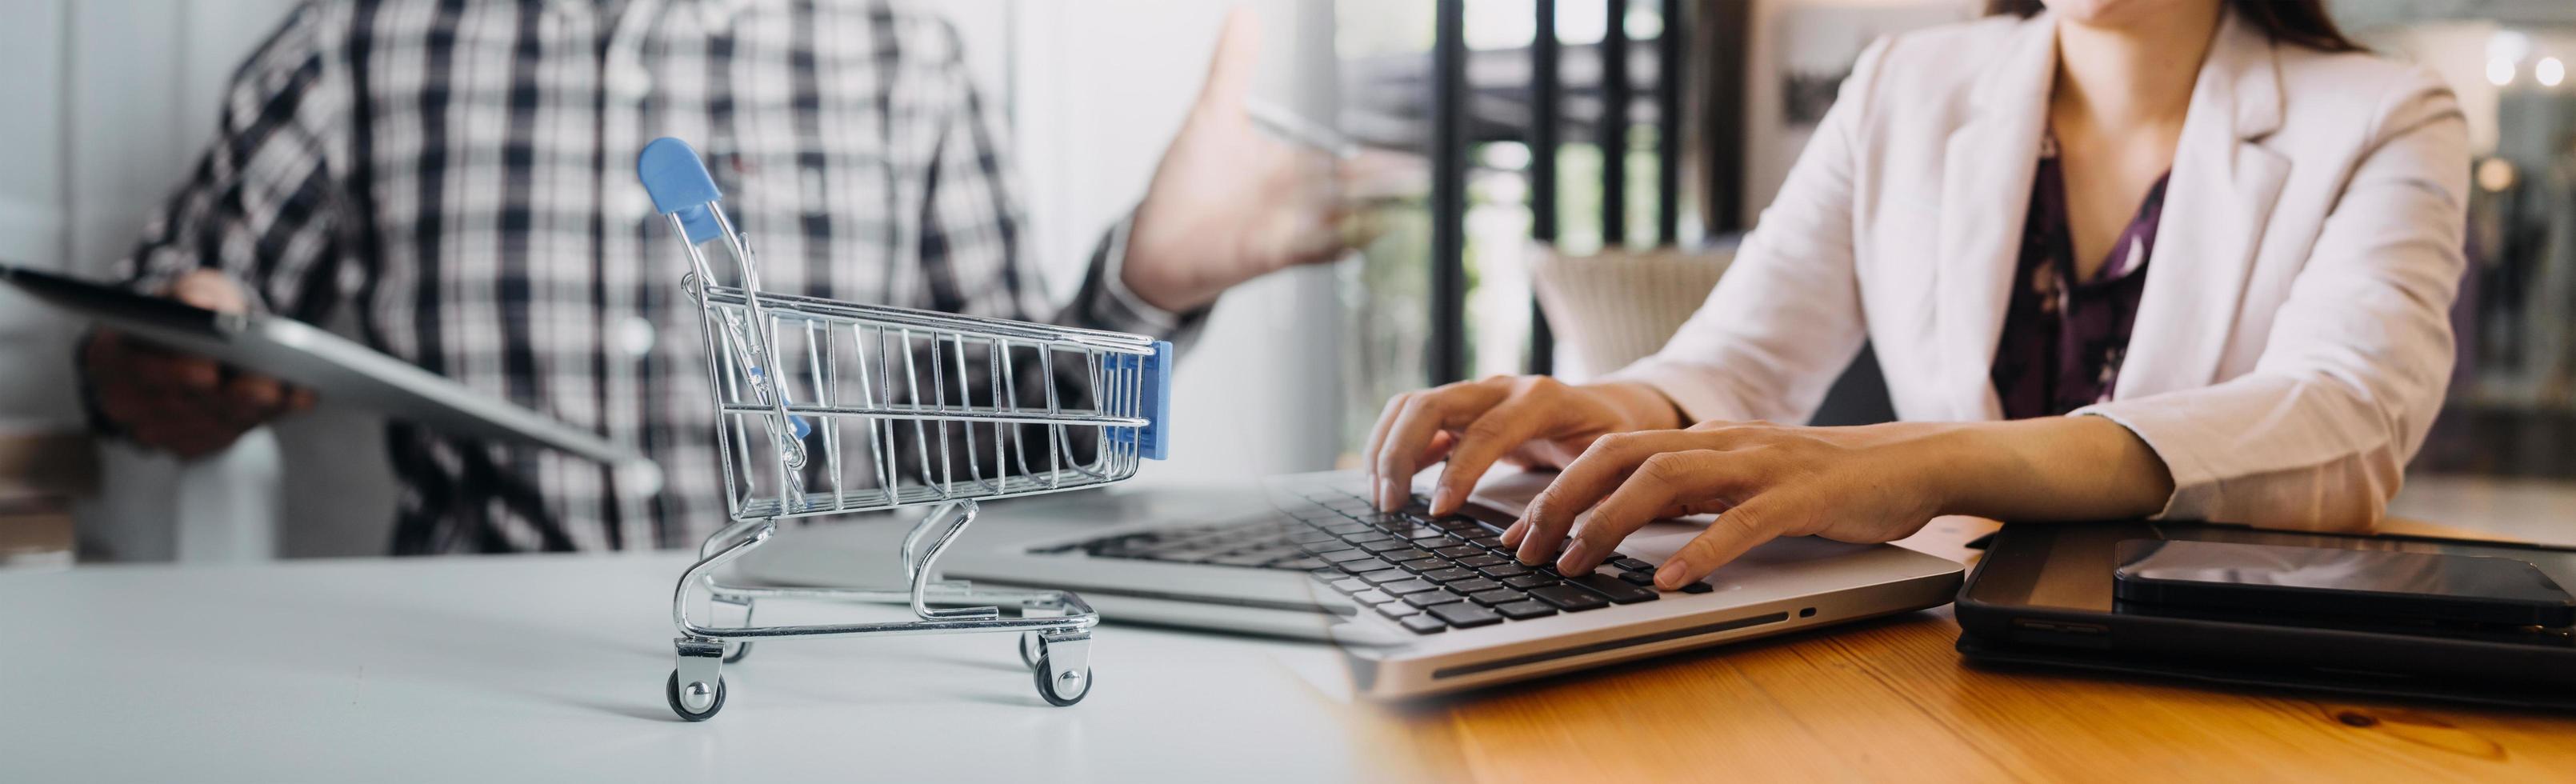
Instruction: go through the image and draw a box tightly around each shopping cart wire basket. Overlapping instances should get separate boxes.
[638,137,1171,721]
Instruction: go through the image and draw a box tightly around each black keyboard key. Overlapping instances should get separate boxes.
[1318,549,1375,563]
[1446,578,1503,594]
[1432,545,1483,558]
[1380,578,1442,595]
[1421,566,1478,583]
[1402,589,1470,608]
[1377,602,1422,618]
[1428,603,1504,629]
[1680,582,1714,594]
[1501,574,1559,590]
[1454,554,1509,569]
[1330,578,1367,594]
[1287,530,1338,545]
[1476,563,1532,579]
[1399,615,1447,634]
[1611,558,1654,572]
[1493,600,1558,620]
[1273,557,1328,570]
[1467,588,1522,606]
[1379,548,1435,563]
[1334,557,1394,574]
[1566,573,1660,604]
[1347,506,1400,521]
[1529,585,1610,612]
[1432,517,1488,533]
[1350,590,1394,605]
[1467,535,1506,549]
[1617,570,1657,586]
[1358,569,1412,585]
[1322,522,1370,535]
[1396,558,1448,574]
[1356,538,1412,553]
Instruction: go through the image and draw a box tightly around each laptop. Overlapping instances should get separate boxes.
[736,469,1965,699]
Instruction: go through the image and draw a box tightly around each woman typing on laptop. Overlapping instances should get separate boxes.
[1366,0,2466,590]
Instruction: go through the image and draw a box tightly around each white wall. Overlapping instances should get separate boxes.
[8,0,1346,559]
[0,0,73,422]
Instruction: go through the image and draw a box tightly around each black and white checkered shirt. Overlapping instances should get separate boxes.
[110,0,1201,554]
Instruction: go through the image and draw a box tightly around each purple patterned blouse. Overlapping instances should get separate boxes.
[1990,134,2171,419]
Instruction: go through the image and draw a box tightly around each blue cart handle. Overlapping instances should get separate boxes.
[638,138,726,245]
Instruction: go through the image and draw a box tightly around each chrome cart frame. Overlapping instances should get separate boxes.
[638,138,1171,721]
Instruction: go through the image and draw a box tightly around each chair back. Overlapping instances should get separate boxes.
[1530,242,1736,381]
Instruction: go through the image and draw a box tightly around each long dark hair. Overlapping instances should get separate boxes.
[1986,0,2362,53]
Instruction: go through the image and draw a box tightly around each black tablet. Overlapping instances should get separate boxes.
[1955,521,2576,709]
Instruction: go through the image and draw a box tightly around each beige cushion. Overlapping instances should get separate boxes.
[1530,243,1736,381]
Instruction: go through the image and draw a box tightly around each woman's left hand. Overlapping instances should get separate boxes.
[1502,420,1958,590]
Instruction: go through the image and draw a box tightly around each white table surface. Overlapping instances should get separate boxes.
[0,548,1396,782]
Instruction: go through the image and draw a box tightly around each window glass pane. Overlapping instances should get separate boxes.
[1334,0,1437,461]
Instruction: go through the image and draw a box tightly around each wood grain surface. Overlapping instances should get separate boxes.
[1359,516,2576,783]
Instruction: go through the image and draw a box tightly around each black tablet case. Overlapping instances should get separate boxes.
[1954,522,2576,711]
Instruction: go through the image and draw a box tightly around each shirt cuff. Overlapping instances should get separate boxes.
[1096,216,1183,334]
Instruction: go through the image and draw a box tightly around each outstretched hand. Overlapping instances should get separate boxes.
[1119,6,1386,313]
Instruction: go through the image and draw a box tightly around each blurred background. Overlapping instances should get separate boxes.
[2,0,2572,563]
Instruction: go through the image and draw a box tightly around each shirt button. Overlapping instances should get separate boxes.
[617,186,654,218]
[609,74,654,103]
[617,316,657,357]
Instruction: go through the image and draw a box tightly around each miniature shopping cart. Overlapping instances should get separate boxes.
[638,138,1171,721]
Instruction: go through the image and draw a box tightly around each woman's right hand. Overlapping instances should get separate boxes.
[1362,375,1683,515]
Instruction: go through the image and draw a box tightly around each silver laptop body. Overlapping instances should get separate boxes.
[735,470,1964,699]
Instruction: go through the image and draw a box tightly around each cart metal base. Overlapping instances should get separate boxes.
[662,500,1099,720]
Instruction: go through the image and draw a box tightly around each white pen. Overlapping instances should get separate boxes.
[1247,98,1360,160]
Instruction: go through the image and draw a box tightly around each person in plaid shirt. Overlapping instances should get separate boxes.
[79,1,1353,554]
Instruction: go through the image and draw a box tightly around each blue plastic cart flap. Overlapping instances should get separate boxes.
[636,137,724,244]
[1114,342,1174,461]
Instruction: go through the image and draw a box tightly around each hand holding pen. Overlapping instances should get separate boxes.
[1116,8,1408,314]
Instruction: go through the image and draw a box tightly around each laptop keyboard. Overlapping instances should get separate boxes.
[1038,481,1712,634]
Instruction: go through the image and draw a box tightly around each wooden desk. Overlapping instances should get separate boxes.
[1372,516,2576,783]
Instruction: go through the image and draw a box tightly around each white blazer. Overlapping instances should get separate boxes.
[1610,10,2470,531]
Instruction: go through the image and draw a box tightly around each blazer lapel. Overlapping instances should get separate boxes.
[1934,15,2056,420]
[2115,12,2291,399]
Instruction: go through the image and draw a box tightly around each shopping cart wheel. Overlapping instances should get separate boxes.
[666,670,728,722]
[1031,654,1091,706]
[1018,632,1042,670]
